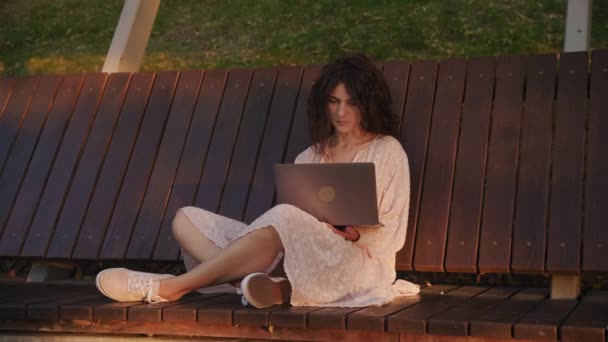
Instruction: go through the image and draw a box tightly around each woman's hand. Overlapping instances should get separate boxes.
[325,223,360,241]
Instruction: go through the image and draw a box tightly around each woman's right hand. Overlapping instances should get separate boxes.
[325,223,360,242]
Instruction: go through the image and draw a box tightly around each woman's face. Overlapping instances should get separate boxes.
[327,83,364,135]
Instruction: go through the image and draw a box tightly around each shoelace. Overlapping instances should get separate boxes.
[127,273,162,303]
[146,290,163,304]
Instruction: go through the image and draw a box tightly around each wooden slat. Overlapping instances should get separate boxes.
[27,289,102,321]
[348,286,457,333]
[94,301,143,321]
[583,290,608,303]
[0,320,400,341]
[0,284,82,320]
[127,294,201,322]
[0,285,23,302]
[197,294,243,326]
[308,307,365,330]
[193,69,252,212]
[0,78,14,119]
[511,54,556,274]
[514,299,577,340]
[219,68,278,221]
[382,59,411,265]
[395,60,438,271]
[243,67,303,223]
[61,295,116,321]
[0,76,60,238]
[21,73,108,257]
[138,295,223,323]
[444,57,495,273]
[71,73,155,259]
[282,65,322,164]
[582,50,608,272]
[46,73,131,258]
[0,77,36,171]
[545,52,588,274]
[125,71,203,259]
[270,306,323,328]
[0,296,42,320]
[0,75,84,256]
[161,294,225,322]
[427,287,518,336]
[152,70,227,261]
[102,74,175,252]
[477,55,526,274]
[233,305,277,327]
[0,284,40,304]
[347,296,421,331]
[412,58,467,272]
[386,286,485,334]
[561,292,608,342]
[99,71,179,259]
[469,288,548,339]
[383,60,410,126]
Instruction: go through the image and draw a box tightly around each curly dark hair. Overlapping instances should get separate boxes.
[307,53,399,154]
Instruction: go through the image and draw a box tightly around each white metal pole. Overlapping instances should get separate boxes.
[102,0,161,72]
[564,0,592,52]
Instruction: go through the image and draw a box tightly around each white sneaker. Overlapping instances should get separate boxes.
[240,273,291,308]
[95,268,174,303]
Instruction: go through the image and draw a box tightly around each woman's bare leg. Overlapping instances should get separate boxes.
[158,226,283,301]
[172,209,222,263]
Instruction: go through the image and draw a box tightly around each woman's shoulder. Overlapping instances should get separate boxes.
[295,145,321,163]
[374,135,407,158]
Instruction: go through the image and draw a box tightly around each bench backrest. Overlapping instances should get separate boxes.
[0,51,606,275]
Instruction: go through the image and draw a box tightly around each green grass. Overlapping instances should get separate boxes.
[1,0,607,76]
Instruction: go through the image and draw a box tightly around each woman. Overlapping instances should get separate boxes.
[96,54,419,308]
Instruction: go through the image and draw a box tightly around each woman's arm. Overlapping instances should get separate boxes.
[353,139,411,259]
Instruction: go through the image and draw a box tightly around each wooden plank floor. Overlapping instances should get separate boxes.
[1,282,606,341]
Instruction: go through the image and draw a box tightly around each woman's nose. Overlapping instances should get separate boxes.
[337,103,347,117]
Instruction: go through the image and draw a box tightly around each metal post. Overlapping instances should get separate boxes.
[564,0,592,52]
[102,0,161,72]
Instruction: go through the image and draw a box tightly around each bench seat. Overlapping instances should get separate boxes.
[1,282,607,341]
[1,49,607,341]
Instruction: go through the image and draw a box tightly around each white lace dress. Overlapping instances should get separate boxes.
[180,135,420,307]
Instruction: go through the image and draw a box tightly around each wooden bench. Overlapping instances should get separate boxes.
[0,50,607,341]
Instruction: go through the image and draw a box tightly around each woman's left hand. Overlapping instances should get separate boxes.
[325,223,360,241]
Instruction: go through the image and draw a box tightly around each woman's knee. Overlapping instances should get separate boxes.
[268,203,300,217]
[172,209,193,244]
[254,226,283,251]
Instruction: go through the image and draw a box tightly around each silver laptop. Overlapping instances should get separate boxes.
[273,163,379,226]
